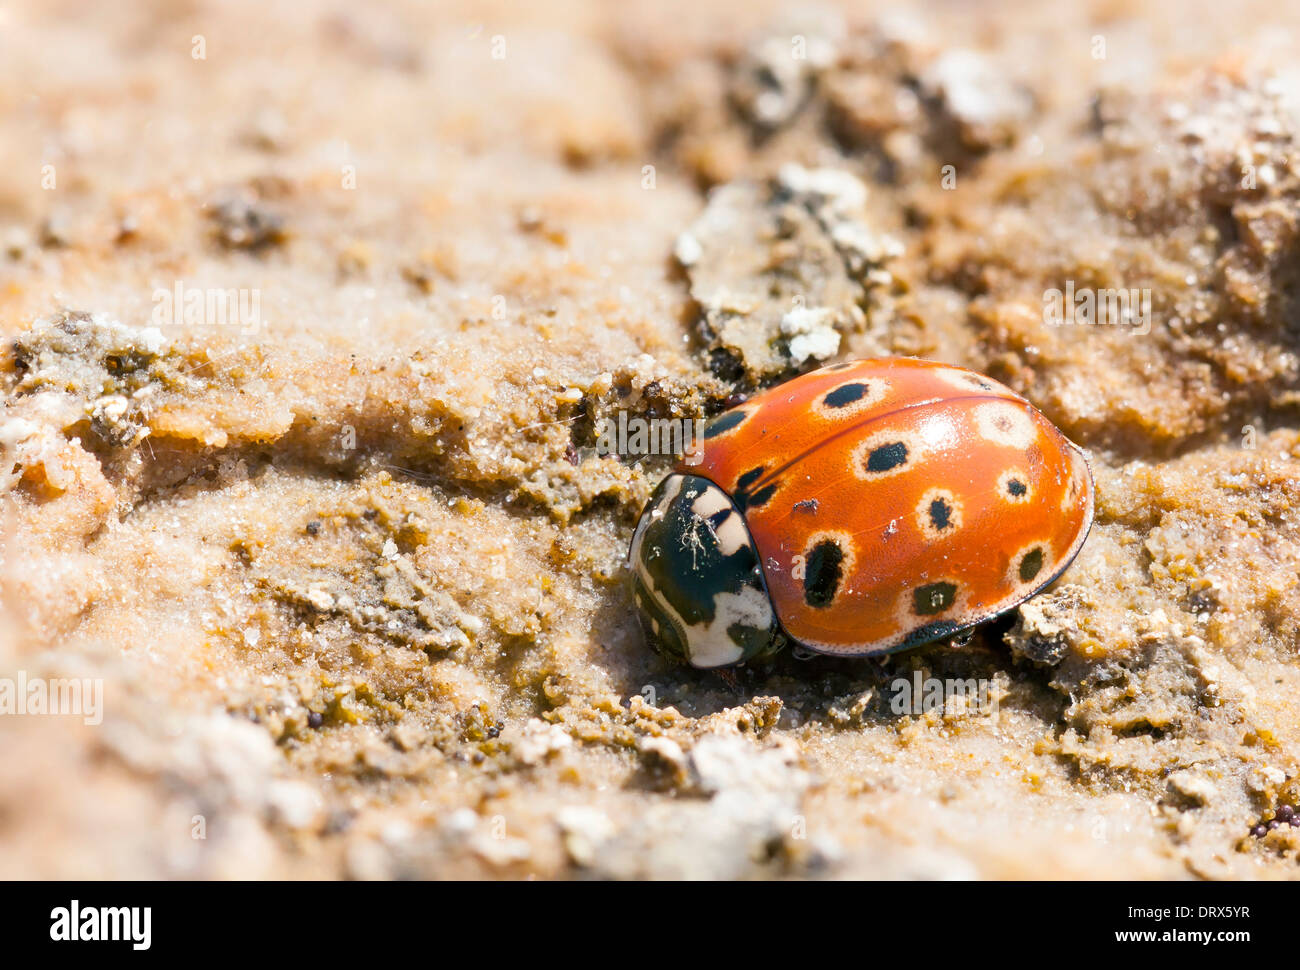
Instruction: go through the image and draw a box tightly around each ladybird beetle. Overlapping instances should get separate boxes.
[628,357,1095,668]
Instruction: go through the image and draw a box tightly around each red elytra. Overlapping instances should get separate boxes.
[630,357,1094,667]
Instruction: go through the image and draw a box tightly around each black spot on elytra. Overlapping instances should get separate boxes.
[1007,478,1027,497]
[914,581,957,616]
[732,466,776,511]
[1019,547,1044,583]
[929,498,952,531]
[866,441,908,473]
[704,410,747,439]
[900,620,961,649]
[823,382,870,408]
[803,540,845,608]
[740,483,777,511]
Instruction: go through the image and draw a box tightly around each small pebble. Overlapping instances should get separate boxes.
[212,195,286,250]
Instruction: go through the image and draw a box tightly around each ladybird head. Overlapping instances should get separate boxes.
[628,473,783,669]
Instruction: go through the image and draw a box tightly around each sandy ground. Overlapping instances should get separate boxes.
[2,0,1300,878]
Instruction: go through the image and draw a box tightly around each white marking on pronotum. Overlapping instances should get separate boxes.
[630,474,771,668]
[687,584,772,668]
[690,485,748,556]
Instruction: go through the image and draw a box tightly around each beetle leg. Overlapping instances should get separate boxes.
[715,667,741,690]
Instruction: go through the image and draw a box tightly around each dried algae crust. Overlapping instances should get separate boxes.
[2,0,1300,879]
